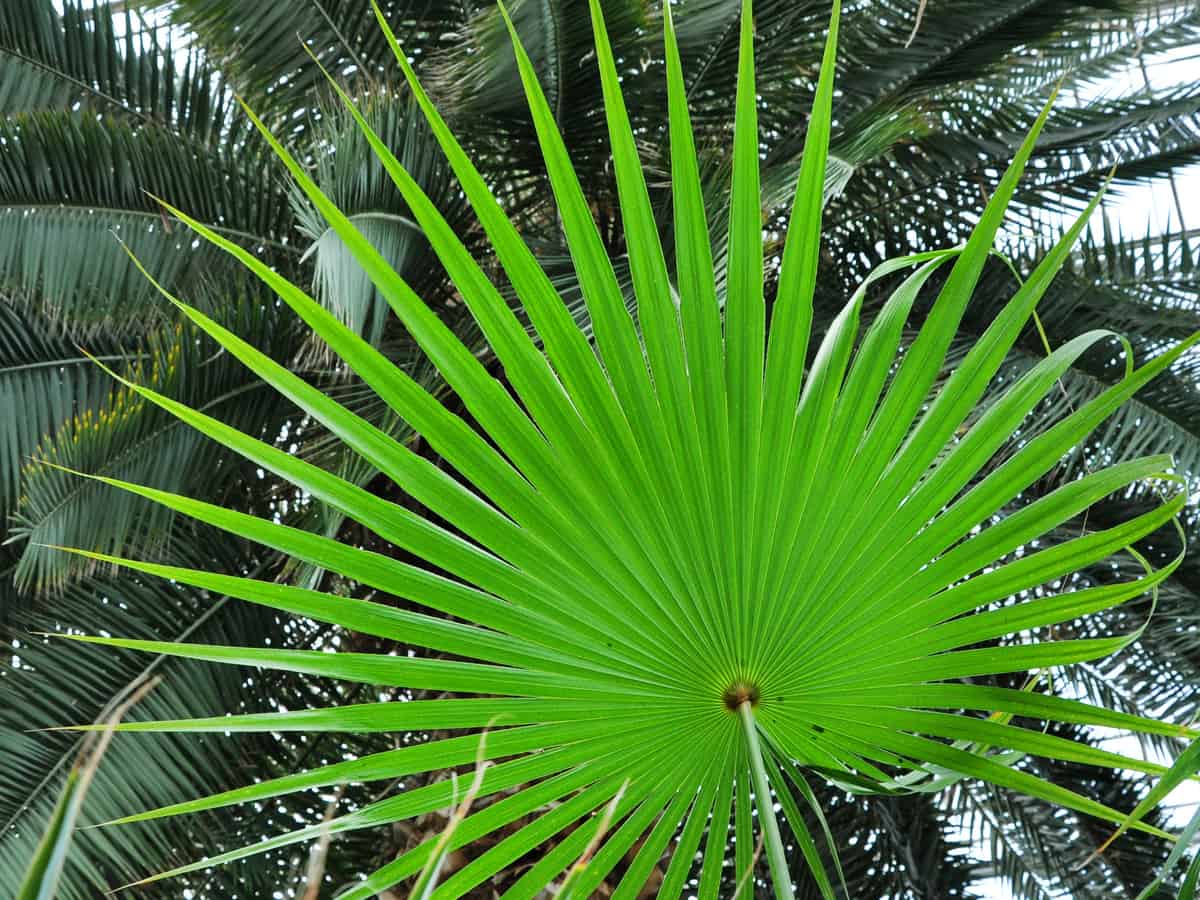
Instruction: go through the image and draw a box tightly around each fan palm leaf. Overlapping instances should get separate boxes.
[47,1,1199,896]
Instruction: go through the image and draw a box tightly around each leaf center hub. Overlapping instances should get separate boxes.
[722,680,760,711]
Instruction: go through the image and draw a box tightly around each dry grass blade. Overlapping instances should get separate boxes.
[905,0,928,47]
[300,784,346,900]
[16,676,159,900]
[731,831,766,900]
[410,728,494,899]
[556,778,630,899]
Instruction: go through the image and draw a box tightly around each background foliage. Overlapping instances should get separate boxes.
[0,1,1197,897]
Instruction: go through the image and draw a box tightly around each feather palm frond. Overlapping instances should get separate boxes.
[0,0,233,134]
[0,111,291,335]
[7,297,298,592]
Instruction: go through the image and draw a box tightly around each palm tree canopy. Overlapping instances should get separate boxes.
[24,1,1199,897]
[3,1,1199,897]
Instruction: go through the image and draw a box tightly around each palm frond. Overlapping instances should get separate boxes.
[0,111,292,335]
[7,300,297,592]
[789,787,978,899]
[0,569,331,900]
[948,730,1178,900]
[146,0,466,115]
[0,303,126,527]
[0,0,234,137]
[294,92,479,345]
[33,3,1200,897]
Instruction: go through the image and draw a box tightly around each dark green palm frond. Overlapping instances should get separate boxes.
[946,3,1199,99]
[1063,497,1200,732]
[825,91,1200,269]
[0,569,327,900]
[7,300,299,592]
[990,85,1200,173]
[1071,7,1200,93]
[0,112,293,335]
[1025,91,1200,207]
[1071,223,1198,312]
[430,0,642,149]
[0,303,126,530]
[787,788,978,899]
[1,313,427,896]
[146,0,467,117]
[949,728,1179,900]
[834,0,1132,113]
[0,0,236,140]
[804,2,1200,277]
[0,7,473,887]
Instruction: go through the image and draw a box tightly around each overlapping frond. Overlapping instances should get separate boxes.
[6,303,301,592]
[948,732,1180,900]
[788,788,976,899]
[0,111,291,335]
[144,0,466,115]
[0,0,234,134]
[0,304,123,539]
[0,3,472,898]
[294,93,480,345]
[0,571,334,900]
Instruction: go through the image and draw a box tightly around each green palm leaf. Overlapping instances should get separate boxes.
[49,2,1198,896]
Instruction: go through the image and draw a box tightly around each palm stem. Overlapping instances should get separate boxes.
[738,700,794,900]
